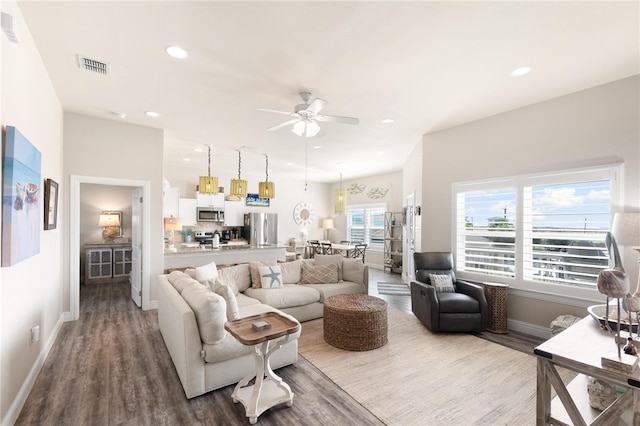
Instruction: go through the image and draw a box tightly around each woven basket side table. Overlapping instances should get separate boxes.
[323,294,388,351]
[483,282,509,334]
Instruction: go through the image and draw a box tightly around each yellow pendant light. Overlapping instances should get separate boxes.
[334,172,347,214]
[258,154,275,199]
[198,145,218,194]
[230,150,247,197]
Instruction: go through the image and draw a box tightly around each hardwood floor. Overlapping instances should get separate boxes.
[16,267,543,425]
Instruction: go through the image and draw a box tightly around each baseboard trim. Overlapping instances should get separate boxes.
[507,318,552,339]
[3,313,65,426]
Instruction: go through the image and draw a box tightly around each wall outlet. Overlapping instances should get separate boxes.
[30,325,40,343]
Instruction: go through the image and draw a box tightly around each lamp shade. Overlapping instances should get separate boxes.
[199,176,218,194]
[230,178,248,197]
[322,218,335,230]
[98,214,120,227]
[163,217,182,231]
[258,181,275,199]
[612,212,640,246]
[334,188,347,214]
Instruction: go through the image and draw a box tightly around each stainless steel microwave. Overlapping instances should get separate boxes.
[197,207,224,222]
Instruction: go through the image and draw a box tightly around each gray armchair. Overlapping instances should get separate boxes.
[410,252,488,333]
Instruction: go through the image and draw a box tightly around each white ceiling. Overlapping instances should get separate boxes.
[16,1,639,183]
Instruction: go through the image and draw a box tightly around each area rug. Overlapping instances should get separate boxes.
[298,308,575,425]
[376,281,410,296]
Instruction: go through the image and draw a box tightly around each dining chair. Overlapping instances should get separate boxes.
[340,240,351,245]
[351,243,367,263]
[321,242,333,255]
[308,240,322,259]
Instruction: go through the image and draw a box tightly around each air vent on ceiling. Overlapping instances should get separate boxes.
[76,54,110,75]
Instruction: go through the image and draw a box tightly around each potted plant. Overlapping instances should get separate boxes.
[181,229,194,243]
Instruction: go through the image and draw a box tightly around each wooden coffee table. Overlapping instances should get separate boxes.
[225,312,300,424]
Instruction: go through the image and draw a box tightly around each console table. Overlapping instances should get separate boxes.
[534,316,640,425]
[84,243,132,284]
[224,312,300,424]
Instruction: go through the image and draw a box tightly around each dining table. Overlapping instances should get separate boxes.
[329,243,356,257]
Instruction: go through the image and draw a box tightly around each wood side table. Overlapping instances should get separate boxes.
[225,312,300,424]
[483,282,509,334]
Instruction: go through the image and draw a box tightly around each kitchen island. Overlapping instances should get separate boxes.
[163,245,287,271]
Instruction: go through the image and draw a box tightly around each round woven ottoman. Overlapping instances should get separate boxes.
[323,294,388,351]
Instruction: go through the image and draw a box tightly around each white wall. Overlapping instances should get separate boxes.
[417,75,640,330]
[63,113,165,302]
[1,2,64,423]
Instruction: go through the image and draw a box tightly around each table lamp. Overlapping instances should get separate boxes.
[164,216,183,252]
[322,218,334,241]
[612,212,640,292]
[99,213,121,242]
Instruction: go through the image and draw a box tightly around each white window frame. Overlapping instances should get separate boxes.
[347,203,387,251]
[453,163,623,305]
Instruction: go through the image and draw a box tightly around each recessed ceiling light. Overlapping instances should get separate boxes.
[193,147,203,152]
[511,66,532,77]
[312,145,322,149]
[165,45,188,59]
[110,112,126,119]
[381,118,394,124]
[145,111,160,117]
[182,158,191,162]
[286,162,294,166]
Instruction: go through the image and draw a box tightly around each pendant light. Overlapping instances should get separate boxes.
[334,172,347,214]
[258,154,275,199]
[230,150,248,197]
[198,145,218,194]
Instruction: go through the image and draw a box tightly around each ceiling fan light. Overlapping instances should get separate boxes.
[306,121,320,137]
[230,179,247,197]
[292,120,305,136]
[198,176,218,194]
[258,181,275,199]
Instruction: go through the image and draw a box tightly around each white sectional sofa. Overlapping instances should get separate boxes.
[157,255,368,398]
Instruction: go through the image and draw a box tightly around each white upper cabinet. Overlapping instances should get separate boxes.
[163,187,180,218]
[179,198,198,227]
[196,192,224,208]
[224,201,245,227]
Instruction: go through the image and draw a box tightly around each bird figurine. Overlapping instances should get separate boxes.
[596,232,630,357]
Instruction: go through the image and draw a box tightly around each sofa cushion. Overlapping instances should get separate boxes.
[259,265,283,288]
[300,282,366,303]
[279,260,302,284]
[313,255,343,281]
[214,283,239,320]
[342,258,365,285]
[236,293,262,307]
[249,260,278,288]
[195,261,218,285]
[244,284,320,309]
[217,263,251,294]
[300,263,339,284]
[429,273,455,293]
[181,284,227,345]
[167,271,200,294]
[202,304,300,363]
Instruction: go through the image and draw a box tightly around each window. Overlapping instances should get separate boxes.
[347,204,386,249]
[454,164,621,296]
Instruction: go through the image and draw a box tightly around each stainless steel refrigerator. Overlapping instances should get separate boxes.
[242,213,278,246]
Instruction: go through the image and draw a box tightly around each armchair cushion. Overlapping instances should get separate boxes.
[429,274,455,293]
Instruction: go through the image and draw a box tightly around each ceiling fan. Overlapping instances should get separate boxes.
[257,92,359,137]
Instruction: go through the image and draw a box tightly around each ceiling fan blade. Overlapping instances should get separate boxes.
[267,118,301,131]
[315,114,359,125]
[306,98,328,114]
[257,107,295,116]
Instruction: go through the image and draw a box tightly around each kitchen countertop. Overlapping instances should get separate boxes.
[163,244,287,270]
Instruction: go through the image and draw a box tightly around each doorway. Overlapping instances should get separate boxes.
[405,193,416,283]
[69,175,151,320]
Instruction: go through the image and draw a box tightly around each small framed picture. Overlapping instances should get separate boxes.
[246,193,270,207]
[44,178,58,230]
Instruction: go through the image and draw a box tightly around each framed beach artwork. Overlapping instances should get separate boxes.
[2,126,42,266]
[44,178,58,230]
[246,193,270,207]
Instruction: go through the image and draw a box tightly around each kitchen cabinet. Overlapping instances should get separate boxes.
[179,198,197,226]
[163,187,180,218]
[85,243,132,284]
[224,200,244,226]
[196,191,224,208]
